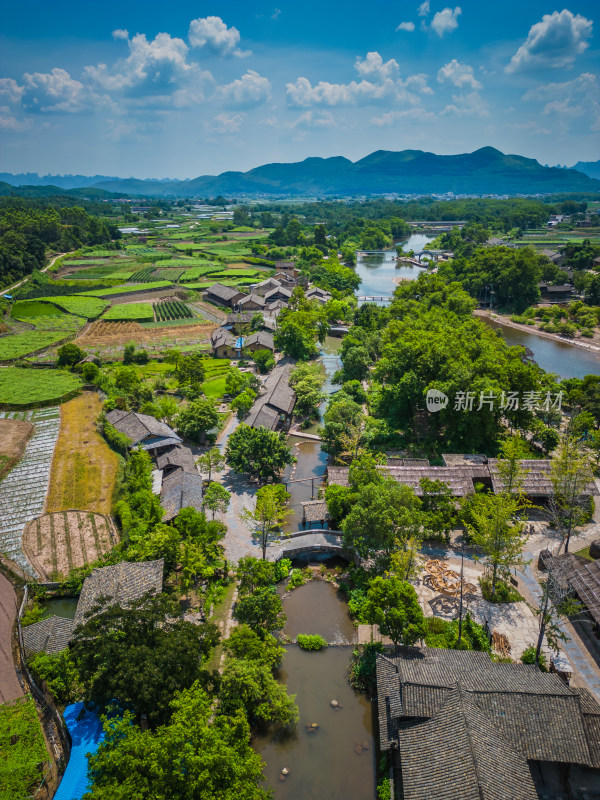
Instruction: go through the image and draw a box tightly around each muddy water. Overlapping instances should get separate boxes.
[283,580,356,643]
[254,581,375,800]
[284,336,342,532]
[42,597,78,619]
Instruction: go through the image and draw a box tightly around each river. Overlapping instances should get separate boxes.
[357,233,600,379]
[253,580,375,800]
[481,316,600,379]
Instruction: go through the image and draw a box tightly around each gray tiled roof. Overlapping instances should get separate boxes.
[252,278,282,296]
[156,444,197,473]
[397,687,537,800]
[245,331,274,351]
[264,287,293,302]
[377,648,597,770]
[488,459,596,497]
[160,468,204,521]
[22,615,75,656]
[245,362,296,429]
[238,293,266,308]
[206,282,243,303]
[211,327,236,349]
[107,411,180,448]
[74,559,164,627]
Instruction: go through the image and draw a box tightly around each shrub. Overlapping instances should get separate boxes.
[28,651,80,705]
[288,568,309,589]
[296,634,328,651]
[102,419,131,456]
[21,601,47,627]
[349,642,385,693]
[479,576,523,603]
[521,645,548,671]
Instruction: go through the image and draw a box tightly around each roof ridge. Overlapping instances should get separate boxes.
[455,685,486,800]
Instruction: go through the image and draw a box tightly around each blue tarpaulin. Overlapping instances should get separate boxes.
[54,703,104,800]
[235,336,244,349]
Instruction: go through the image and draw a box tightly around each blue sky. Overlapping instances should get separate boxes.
[0,1,598,178]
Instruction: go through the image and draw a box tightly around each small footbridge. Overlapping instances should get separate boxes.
[268,529,358,564]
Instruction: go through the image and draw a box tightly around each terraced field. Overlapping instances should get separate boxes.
[79,280,172,297]
[33,295,109,318]
[102,302,155,321]
[0,367,82,406]
[0,330,72,360]
[0,407,61,575]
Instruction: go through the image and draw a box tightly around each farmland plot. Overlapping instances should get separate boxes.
[102,303,155,321]
[0,407,61,576]
[22,511,119,580]
[0,368,82,406]
[0,330,72,360]
[34,295,109,319]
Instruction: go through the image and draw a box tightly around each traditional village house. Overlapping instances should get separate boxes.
[105,410,181,455]
[204,282,245,308]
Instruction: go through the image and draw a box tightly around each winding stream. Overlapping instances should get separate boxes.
[253,581,375,800]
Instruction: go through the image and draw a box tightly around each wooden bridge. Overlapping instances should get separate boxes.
[356,295,393,302]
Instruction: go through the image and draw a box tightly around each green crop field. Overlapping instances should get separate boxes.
[102,303,155,321]
[62,259,109,267]
[11,301,62,318]
[173,242,209,251]
[0,331,71,360]
[152,258,212,268]
[153,268,185,281]
[221,268,261,277]
[105,270,135,281]
[180,265,221,281]
[125,245,157,255]
[35,295,109,319]
[0,367,82,404]
[78,281,172,297]
[12,302,85,332]
[83,248,124,257]
[154,300,194,321]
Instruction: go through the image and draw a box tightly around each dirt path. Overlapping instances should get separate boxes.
[0,572,23,703]
[474,308,600,355]
[0,252,67,297]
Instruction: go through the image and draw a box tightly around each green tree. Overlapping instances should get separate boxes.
[57,342,85,367]
[176,399,219,443]
[419,478,457,542]
[177,353,205,385]
[549,432,593,553]
[219,659,298,728]
[81,362,100,383]
[196,447,225,482]
[241,484,291,559]
[114,365,139,393]
[234,587,286,636]
[225,424,294,483]
[224,625,285,670]
[84,684,270,800]
[467,493,527,601]
[342,478,423,561]
[253,349,275,374]
[364,576,426,647]
[231,388,257,420]
[203,482,230,520]
[289,361,326,420]
[70,594,219,728]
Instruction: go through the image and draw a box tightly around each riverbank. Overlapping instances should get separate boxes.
[474,309,600,355]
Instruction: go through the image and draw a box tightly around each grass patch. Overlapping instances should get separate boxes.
[0,330,70,360]
[0,695,50,800]
[574,545,595,561]
[34,295,109,319]
[11,301,62,318]
[46,394,119,514]
[479,576,523,603]
[201,375,228,400]
[103,303,155,322]
[0,367,81,406]
[78,281,172,297]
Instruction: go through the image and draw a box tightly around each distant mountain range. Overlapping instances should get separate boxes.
[571,160,600,180]
[1,147,599,198]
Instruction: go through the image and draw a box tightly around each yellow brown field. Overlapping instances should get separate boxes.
[0,419,34,481]
[22,511,119,580]
[78,319,216,347]
[46,392,119,514]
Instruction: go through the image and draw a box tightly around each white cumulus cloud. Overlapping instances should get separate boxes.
[506,9,593,73]
[522,73,599,129]
[418,1,430,16]
[207,111,245,133]
[355,52,400,81]
[21,68,87,113]
[431,7,462,37]
[188,16,249,57]
[112,29,129,41]
[441,91,489,116]
[290,110,337,129]
[396,21,415,32]
[84,32,213,107]
[437,59,482,90]
[215,70,271,108]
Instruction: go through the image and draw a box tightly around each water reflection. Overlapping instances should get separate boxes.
[482,316,600,379]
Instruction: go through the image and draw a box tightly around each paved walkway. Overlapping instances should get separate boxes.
[0,572,23,704]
